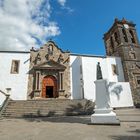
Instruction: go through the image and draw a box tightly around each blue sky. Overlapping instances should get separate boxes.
[50,0,140,55]
[0,0,140,55]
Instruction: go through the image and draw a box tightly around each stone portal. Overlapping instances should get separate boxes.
[27,41,71,99]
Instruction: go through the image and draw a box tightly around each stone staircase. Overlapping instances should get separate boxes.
[1,99,94,118]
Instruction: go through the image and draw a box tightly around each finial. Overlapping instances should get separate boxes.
[30,46,35,51]
[122,17,127,23]
[114,18,118,22]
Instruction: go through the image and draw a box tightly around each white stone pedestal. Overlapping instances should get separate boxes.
[91,79,120,125]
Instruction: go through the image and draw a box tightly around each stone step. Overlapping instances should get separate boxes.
[1,99,94,118]
[2,108,90,114]
[2,111,89,118]
[2,112,84,118]
[2,108,83,113]
[3,106,85,109]
[7,102,86,106]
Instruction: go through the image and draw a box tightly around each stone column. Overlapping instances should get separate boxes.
[59,72,63,90]
[59,72,65,98]
[34,71,41,98]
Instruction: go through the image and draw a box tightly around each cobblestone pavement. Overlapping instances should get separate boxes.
[0,108,140,140]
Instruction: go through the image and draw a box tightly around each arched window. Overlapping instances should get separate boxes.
[110,36,115,51]
[122,28,128,42]
[129,30,136,43]
[114,32,119,44]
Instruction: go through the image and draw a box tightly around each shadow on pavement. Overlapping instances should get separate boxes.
[110,129,140,140]
[23,115,91,124]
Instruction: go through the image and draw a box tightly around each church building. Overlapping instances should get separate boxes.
[1,18,139,107]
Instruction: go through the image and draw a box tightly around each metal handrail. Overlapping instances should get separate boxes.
[0,90,8,96]
[0,90,10,115]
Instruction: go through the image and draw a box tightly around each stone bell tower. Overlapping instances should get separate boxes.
[103,18,140,104]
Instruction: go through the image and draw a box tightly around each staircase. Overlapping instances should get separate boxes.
[1,99,94,118]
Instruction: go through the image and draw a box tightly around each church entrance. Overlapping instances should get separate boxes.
[46,86,53,98]
[42,76,58,98]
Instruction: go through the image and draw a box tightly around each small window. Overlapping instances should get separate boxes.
[111,64,118,75]
[136,76,140,85]
[11,60,20,74]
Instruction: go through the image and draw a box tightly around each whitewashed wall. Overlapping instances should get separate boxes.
[70,55,83,99]
[109,82,134,108]
[70,54,133,108]
[81,56,105,100]
[0,52,30,100]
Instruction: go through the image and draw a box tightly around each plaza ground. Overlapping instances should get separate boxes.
[0,108,140,140]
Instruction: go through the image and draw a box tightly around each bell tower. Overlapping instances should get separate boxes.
[103,18,140,104]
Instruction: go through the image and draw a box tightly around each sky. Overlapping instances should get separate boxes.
[0,0,140,55]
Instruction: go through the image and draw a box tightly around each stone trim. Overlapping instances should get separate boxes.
[35,71,40,90]
[59,72,64,90]
[10,60,20,74]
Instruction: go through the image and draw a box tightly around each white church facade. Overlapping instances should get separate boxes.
[0,41,134,108]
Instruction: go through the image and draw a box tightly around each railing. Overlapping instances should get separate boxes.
[0,90,10,115]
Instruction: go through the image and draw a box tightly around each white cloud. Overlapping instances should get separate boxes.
[57,0,66,7]
[57,0,74,13]
[0,0,60,51]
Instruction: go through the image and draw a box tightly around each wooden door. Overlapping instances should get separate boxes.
[42,76,57,98]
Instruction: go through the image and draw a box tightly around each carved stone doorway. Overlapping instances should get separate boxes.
[42,76,58,98]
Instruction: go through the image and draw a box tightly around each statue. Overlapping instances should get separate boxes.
[96,62,103,80]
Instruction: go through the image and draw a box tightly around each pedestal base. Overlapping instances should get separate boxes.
[91,108,120,125]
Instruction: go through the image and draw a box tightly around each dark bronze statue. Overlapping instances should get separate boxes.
[96,62,103,80]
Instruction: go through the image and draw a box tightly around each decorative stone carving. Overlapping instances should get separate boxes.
[48,44,53,55]
[58,54,64,63]
[63,57,69,64]
[34,53,41,64]
[45,54,49,61]
[136,63,140,69]
[129,51,136,59]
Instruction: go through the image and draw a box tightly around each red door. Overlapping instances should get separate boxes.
[42,76,57,98]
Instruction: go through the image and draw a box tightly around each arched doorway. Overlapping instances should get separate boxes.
[42,76,58,98]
